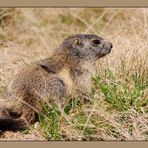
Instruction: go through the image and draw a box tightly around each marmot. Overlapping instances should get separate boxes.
[0,34,112,131]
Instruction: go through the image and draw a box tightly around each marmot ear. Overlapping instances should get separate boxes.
[72,38,82,47]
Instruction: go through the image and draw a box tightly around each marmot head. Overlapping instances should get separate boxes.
[60,34,113,63]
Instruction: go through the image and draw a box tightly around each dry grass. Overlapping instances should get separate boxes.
[0,8,147,141]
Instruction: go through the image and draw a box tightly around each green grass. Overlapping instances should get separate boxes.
[93,65,148,113]
[39,104,61,140]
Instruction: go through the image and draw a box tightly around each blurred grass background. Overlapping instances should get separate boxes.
[0,8,147,141]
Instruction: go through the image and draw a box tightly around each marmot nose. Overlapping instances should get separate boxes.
[110,42,113,49]
[104,41,113,50]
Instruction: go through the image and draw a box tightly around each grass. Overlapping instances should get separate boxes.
[0,8,147,141]
[93,64,147,112]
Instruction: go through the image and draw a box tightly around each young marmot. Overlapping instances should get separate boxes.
[0,34,112,131]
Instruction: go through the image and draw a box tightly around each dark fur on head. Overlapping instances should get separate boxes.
[60,34,112,62]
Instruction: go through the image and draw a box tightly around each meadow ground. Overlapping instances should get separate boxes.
[0,8,147,141]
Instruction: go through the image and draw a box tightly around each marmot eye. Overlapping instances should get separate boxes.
[73,39,82,46]
[92,39,101,45]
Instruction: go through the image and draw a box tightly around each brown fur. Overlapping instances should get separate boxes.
[0,34,112,131]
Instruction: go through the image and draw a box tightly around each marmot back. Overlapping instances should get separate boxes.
[0,34,113,131]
